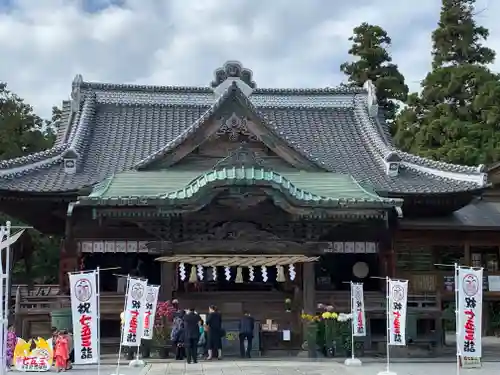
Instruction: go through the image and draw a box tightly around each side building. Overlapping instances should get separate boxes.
[2,61,499,355]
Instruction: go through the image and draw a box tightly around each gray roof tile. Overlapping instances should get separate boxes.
[0,73,487,195]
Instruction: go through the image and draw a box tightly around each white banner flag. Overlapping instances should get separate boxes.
[122,277,148,346]
[388,279,408,346]
[142,285,160,340]
[457,267,483,358]
[351,283,366,337]
[69,271,99,364]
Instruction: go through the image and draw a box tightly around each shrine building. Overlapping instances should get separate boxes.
[2,60,500,355]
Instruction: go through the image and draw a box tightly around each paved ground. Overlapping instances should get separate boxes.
[139,361,499,375]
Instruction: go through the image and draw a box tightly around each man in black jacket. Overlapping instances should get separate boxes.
[238,311,255,358]
[183,308,201,364]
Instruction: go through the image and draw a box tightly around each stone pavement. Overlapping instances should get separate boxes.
[139,361,500,375]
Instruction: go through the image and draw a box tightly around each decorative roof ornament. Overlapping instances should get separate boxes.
[363,80,378,118]
[71,74,84,112]
[214,144,265,170]
[211,61,255,97]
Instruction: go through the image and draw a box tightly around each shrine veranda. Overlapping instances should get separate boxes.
[2,61,500,355]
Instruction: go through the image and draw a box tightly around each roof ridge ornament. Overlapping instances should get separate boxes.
[211,61,256,98]
[211,61,256,89]
[214,144,265,169]
[71,74,84,112]
[363,80,378,118]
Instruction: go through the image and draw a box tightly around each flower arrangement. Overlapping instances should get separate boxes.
[300,304,353,357]
[153,300,177,345]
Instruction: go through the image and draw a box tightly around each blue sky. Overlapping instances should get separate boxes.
[0,0,498,118]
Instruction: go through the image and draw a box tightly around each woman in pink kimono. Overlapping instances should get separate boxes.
[6,325,17,368]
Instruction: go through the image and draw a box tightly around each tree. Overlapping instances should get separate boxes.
[340,23,409,122]
[0,83,56,159]
[394,0,500,166]
[0,83,60,284]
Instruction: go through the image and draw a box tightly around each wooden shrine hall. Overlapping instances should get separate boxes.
[2,61,500,355]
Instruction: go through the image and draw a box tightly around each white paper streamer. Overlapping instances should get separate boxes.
[179,262,186,281]
[224,266,231,281]
[248,266,255,281]
[261,265,268,282]
[197,265,204,280]
[212,266,217,280]
[289,264,296,281]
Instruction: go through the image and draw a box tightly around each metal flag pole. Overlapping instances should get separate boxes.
[350,282,355,359]
[454,263,461,375]
[385,276,391,374]
[112,275,130,375]
[0,222,8,375]
[96,267,101,375]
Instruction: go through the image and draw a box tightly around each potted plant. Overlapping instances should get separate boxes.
[322,307,338,357]
[285,298,292,312]
[153,300,177,358]
[300,313,320,358]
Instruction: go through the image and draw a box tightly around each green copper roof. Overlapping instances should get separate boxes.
[79,167,402,209]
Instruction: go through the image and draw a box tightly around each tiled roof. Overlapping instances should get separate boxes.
[0,64,488,195]
[79,168,401,209]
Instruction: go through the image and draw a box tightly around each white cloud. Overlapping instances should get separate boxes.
[0,0,499,118]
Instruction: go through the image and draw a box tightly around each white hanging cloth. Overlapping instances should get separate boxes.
[179,262,186,281]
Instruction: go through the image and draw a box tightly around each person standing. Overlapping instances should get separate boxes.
[171,316,185,360]
[206,305,223,360]
[54,331,69,372]
[238,311,255,358]
[183,308,201,364]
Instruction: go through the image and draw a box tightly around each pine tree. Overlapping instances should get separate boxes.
[394,0,500,165]
[340,23,409,122]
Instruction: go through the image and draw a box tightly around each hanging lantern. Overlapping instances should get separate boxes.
[197,265,204,280]
[235,267,243,283]
[179,262,186,281]
[189,265,197,283]
[288,264,296,281]
[248,266,255,281]
[212,266,217,280]
[224,266,231,281]
[261,266,268,282]
[276,265,286,282]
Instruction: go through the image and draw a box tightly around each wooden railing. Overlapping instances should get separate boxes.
[16,292,126,315]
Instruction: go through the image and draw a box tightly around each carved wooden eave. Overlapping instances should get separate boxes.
[155,254,319,266]
[148,239,309,255]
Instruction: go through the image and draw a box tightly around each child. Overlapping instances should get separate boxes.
[54,331,69,372]
[197,319,206,359]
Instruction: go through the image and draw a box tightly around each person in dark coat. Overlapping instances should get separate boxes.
[206,305,223,360]
[238,311,255,358]
[183,308,201,364]
[171,317,186,360]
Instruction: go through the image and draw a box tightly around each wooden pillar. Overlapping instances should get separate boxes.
[302,262,316,356]
[160,262,174,301]
[464,242,471,266]
[59,203,78,295]
[302,262,315,315]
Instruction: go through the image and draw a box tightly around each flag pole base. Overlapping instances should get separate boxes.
[377,371,397,375]
[129,359,145,367]
[344,357,362,366]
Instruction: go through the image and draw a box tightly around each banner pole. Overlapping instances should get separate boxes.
[96,267,101,375]
[351,282,356,360]
[455,263,460,375]
[112,275,129,375]
[385,276,390,374]
[2,222,12,375]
